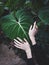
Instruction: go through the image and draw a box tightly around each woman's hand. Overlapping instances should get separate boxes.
[14,37,32,59]
[28,21,38,45]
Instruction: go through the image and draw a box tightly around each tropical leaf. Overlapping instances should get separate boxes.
[38,7,49,25]
[1,9,33,40]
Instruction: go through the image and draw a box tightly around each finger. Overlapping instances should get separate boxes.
[35,25,38,29]
[14,39,22,44]
[17,37,23,42]
[33,21,36,28]
[29,25,32,30]
[14,44,21,49]
[24,38,27,42]
[14,41,21,46]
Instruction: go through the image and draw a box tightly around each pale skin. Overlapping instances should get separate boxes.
[28,21,38,45]
[14,21,38,59]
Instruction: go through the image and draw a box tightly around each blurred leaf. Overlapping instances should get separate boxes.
[31,0,43,13]
[5,0,26,11]
[42,0,49,5]
[38,7,49,25]
[0,2,4,16]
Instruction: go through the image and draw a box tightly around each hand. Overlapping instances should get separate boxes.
[28,21,38,45]
[14,37,32,59]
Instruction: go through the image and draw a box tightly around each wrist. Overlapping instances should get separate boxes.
[25,48,32,59]
[31,41,36,45]
[30,36,35,40]
[30,37,36,45]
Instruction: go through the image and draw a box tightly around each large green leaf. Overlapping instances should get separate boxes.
[38,7,49,25]
[1,9,33,40]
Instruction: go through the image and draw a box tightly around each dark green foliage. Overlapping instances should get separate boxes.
[38,7,49,25]
[5,0,26,11]
[0,0,49,57]
[0,1,4,17]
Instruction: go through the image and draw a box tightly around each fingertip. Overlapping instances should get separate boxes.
[34,21,36,25]
[17,37,19,39]
[14,39,15,41]
[24,38,26,42]
[24,38,25,40]
[36,25,38,30]
[36,25,38,28]
[31,25,32,28]
[33,21,37,28]
[30,25,32,30]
